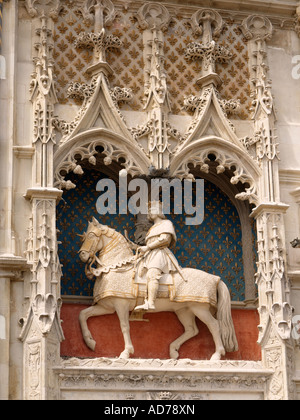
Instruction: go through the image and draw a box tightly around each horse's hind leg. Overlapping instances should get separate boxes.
[79,303,115,351]
[170,308,199,359]
[191,303,225,361]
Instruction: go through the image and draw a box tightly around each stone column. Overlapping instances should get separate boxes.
[20,0,64,400]
[0,0,8,79]
[0,0,17,256]
[0,257,27,400]
[0,0,24,401]
[241,15,296,400]
[0,275,10,400]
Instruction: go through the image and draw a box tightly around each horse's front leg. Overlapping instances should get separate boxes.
[114,299,135,359]
[79,303,114,351]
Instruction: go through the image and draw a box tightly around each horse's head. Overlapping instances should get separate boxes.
[78,217,106,264]
[79,218,135,279]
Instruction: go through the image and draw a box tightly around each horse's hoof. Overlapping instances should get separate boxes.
[169,348,179,360]
[119,350,130,359]
[210,352,222,361]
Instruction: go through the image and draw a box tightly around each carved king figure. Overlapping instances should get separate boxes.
[134,201,184,311]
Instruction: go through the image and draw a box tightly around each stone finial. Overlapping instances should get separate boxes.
[191,8,223,41]
[240,15,273,41]
[25,0,62,19]
[82,0,116,32]
[136,2,171,32]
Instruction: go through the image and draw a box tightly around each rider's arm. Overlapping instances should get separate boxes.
[147,233,172,251]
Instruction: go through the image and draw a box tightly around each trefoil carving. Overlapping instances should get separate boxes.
[25,0,62,20]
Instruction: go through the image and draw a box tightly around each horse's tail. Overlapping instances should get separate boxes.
[217,281,239,353]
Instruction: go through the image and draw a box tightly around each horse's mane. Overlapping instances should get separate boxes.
[100,224,132,249]
[86,219,132,251]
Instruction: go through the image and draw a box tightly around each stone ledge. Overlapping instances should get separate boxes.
[0,255,29,280]
[57,357,267,372]
[114,0,298,19]
[54,358,272,400]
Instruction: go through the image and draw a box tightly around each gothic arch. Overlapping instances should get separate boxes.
[53,128,150,190]
[194,169,257,303]
[170,136,261,206]
[169,136,260,303]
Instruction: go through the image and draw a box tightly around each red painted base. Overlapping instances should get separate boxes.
[60,304,261,361]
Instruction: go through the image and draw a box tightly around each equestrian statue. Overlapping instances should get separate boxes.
[78,201,238,360]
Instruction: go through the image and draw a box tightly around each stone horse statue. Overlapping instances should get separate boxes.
[78,218,238,360]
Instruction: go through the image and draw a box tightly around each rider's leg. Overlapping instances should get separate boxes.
[134,268,161,311]
[147,268,161,310]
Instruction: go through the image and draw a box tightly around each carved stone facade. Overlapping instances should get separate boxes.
[1,0,300,400]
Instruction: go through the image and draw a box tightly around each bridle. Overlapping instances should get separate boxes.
[79,224,133,279]
[79,229,103,276]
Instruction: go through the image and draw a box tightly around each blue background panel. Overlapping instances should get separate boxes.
[57,170,248,301]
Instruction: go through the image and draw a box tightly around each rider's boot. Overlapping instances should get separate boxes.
[134,300,150,311]
[134,279,159,311]
[147,279,159,310]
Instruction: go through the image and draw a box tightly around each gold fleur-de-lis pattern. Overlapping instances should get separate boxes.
[53,2,252,119]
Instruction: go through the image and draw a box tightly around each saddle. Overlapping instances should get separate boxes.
[92,259,177,305]
[134,271,176,300]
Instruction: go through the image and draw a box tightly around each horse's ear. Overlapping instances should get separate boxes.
[77,233,85,242]
[92,217,99,226]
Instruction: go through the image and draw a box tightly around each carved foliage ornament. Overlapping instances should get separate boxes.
[185,41,232,68]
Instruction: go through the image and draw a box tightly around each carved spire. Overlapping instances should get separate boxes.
[241,15,274,120]
[137,3,172,170]
[241,15,295,400]
[30,13,58,188]
[82,0,116,31]
[240,15,278,201]
[21,2,65,400]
